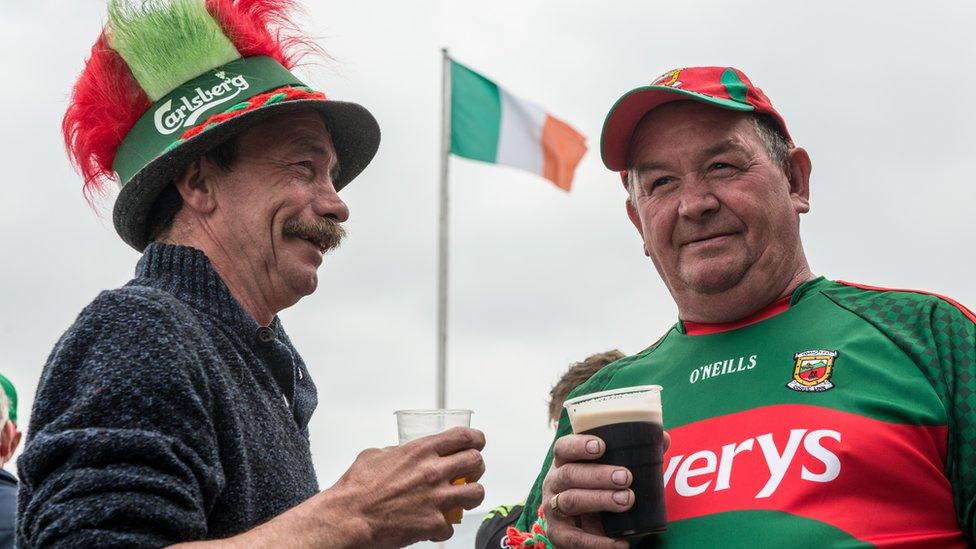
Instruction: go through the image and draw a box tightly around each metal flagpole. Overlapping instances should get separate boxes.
[436,48,451,409]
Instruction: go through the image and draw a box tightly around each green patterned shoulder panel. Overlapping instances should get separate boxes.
[820,280,976,535]
[819,281,974,394]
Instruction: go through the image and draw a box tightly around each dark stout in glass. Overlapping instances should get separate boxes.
[581,421,666,537]
[564,386,666,540]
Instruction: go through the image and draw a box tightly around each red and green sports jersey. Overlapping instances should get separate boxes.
[513,277,976,547]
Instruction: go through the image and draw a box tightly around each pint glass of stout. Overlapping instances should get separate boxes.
[394,409,473,524]
[563,385,666,538]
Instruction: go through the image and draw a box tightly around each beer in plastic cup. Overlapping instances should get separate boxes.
[394,409,473,524]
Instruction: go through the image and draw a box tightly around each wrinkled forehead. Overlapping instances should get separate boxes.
[627,101,757,167]
[238,110,338,161]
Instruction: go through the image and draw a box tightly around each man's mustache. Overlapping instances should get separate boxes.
[282,218,346,252]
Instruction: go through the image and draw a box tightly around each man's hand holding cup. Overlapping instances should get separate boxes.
[543,386,670,548]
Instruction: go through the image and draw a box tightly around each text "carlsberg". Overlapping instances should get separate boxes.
[154,72,250,135]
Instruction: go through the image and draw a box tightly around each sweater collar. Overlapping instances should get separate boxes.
[0,468,16,485]
[134,242,282,338]
[678,276,828,336]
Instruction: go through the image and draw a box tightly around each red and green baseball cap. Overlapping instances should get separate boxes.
[600,66,792,171]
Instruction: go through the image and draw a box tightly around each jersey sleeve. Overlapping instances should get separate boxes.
[475,502,524,549]
[16,289,226,547]
[931,300,976,536]
[826,284,976,538]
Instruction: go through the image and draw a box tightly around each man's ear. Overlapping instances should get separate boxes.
[172,157,219,215]
[787,147,812,214]
[626,197,641,232]
[10,428,20,457]
[625,199,651,256]
[0,421,14,462]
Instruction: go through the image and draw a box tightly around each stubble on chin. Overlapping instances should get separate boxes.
[280,264,319,305]
[679,255,753,295]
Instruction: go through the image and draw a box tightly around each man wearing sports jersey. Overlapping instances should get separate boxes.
[508,66,976,548]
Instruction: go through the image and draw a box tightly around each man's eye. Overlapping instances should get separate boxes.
[295,161,316,175]
[647,177,671,192]
[639,176,671,196]
[710,162,735,172]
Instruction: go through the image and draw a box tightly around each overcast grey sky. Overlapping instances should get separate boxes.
[1,1,975,545]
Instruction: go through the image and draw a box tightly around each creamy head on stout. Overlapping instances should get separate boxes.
[564,387,663,433]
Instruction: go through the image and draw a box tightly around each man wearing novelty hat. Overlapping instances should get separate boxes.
[506,67,976,547]
[17,1,485,546]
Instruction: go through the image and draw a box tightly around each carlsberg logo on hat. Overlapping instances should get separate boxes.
[154,71,251,135]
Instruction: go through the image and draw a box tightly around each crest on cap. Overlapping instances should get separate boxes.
[652,69,683,88]
[600,66,792,173]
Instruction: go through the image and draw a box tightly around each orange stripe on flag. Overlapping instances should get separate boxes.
[541,114,587,192]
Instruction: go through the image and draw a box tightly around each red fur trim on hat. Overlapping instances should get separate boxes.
[206,0,321,69]
[176,86,325,143]
[62,31,152,204]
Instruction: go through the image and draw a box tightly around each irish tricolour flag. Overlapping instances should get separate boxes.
[449,60,587,191]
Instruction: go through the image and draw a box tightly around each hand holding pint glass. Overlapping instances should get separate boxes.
[395,409,474,524]
[542,385,667,546]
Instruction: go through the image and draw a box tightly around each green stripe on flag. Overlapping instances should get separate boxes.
[450,60,501,163]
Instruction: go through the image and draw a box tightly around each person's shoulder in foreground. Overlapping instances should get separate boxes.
[476,503,525,549]
[0,377,20,549]
[505,64,976,548]
[0,469,13,549]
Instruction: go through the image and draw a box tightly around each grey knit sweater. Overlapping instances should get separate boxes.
[17,243,320,547]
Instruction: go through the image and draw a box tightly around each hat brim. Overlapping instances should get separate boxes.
[600,86,754,172]
[113,98,380,251]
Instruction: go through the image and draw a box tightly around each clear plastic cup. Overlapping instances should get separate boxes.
[395,409,473,443]
[394,409,473,523]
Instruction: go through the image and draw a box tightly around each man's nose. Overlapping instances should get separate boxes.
[677,178,720,220]
[312,182,350,223]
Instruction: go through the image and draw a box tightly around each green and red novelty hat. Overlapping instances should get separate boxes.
[600,66,791,171]
[64,0,381,251]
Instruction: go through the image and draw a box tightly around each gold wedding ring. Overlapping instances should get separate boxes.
[549,492,563,516]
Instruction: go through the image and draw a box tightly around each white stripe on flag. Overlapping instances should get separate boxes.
[496,88,546,174]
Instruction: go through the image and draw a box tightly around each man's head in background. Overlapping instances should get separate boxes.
[0,375,20,468]
[547,350,626,426]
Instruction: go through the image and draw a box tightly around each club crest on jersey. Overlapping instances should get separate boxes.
[787,349,838,392]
